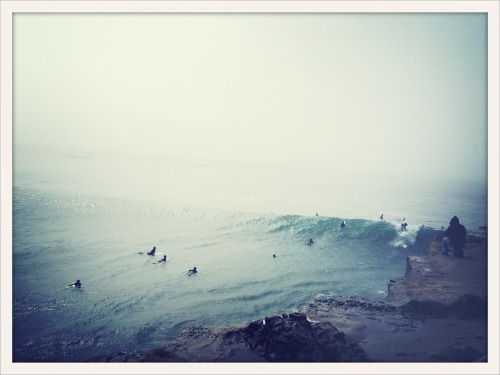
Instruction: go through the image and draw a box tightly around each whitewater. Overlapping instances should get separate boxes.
[12,155,487,362]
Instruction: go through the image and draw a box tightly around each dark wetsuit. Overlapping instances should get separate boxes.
[444,216,466,254]
[69,281,81,288]
[147,247,156,256]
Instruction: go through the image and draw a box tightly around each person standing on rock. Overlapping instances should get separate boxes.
[441,216,467,258]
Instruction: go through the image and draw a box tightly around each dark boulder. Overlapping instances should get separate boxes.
[429,342,485,362]
[401,299,449,320]
[449,294,487,319]
[241,313,368,362]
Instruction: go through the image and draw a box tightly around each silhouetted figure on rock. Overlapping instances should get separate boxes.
[441,216,466,258]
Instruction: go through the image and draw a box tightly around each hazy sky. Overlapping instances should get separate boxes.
[13,13,487,183]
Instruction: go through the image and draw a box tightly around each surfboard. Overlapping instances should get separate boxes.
[153,257,168,264]
[66,285,84,292]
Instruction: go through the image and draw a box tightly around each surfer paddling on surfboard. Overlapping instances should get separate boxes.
[154,255,167,264]
[68,280,82,289]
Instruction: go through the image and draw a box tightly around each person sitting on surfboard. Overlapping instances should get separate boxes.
[340,220,346,229]
[307,238,314,246]
[68,280,81,289]
[147,246,156,256]
[188,267,197,275]
[157,255,167,263]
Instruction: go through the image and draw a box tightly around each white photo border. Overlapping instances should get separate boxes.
[1,1,498,374]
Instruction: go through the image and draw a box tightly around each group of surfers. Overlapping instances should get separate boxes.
[307,215,409,247]
[70,215,412,289]
[68,247,197,290]
[144,246,197,274]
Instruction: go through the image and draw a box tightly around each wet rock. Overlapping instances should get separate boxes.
[242,314,368,362]
[401,299,449,320]
[466,235,483,244]
[244,319,264,334]
[449,294,487,319]
[429,342,485,362]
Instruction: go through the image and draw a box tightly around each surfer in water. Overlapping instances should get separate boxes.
[307,238,314,246]
[156,255,167,264]
[340,220,346,229]
[68,280,81,289]
[401,222,408,231]
[380,214,384,220]
[188,267,197,275]
[147,246,156,256]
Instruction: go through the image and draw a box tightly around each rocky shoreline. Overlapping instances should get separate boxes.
[88,231,488,363]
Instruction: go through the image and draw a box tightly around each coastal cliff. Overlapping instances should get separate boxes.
[88,232,488,362]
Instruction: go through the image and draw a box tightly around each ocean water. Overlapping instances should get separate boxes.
[12,155,487,362]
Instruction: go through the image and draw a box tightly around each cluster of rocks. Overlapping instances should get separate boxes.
[400,293,487,321]
[88,313,368,362]
[238,313,368,362]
